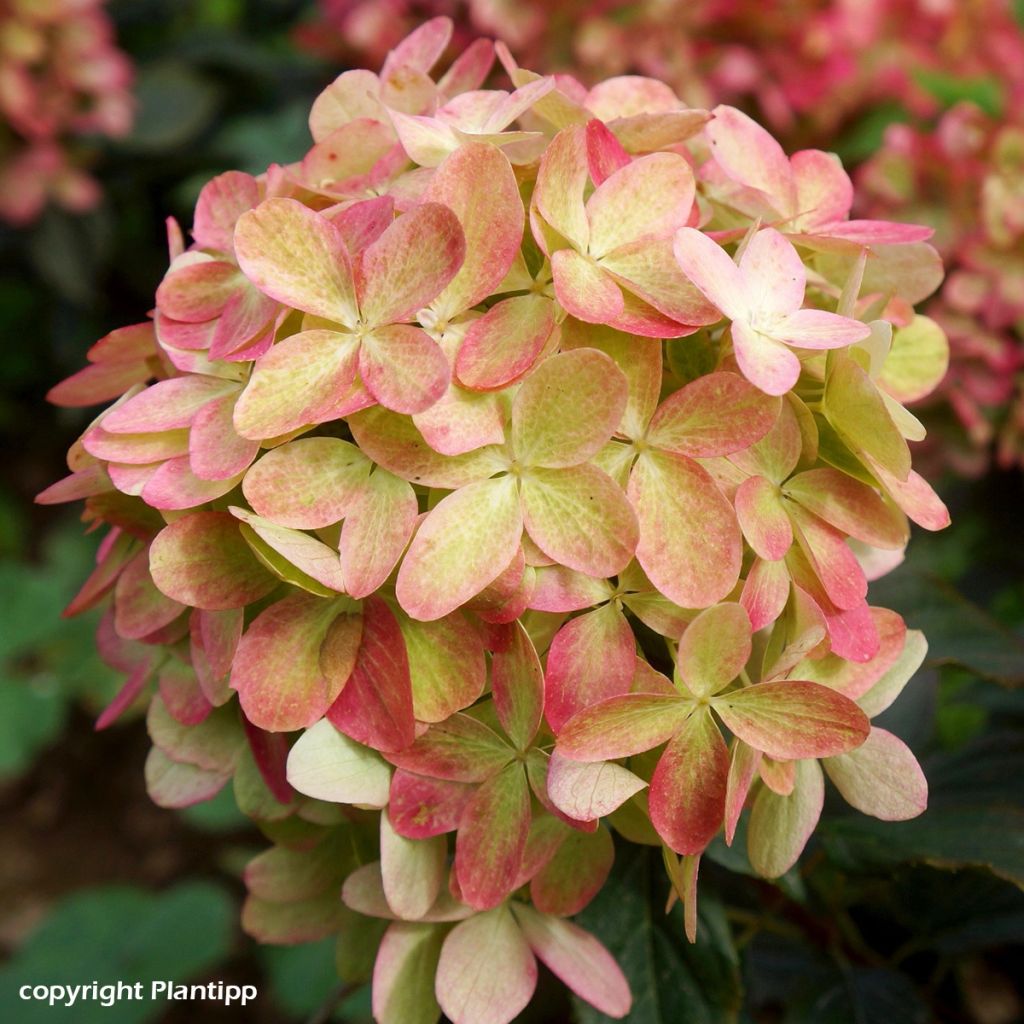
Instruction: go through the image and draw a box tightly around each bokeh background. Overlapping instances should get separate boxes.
[1,1,1023,1022]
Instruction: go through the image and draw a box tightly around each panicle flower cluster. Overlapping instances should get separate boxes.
[301,0,1024,472]
[859,104,1024,473]
[43,20,950,1024]
[0,0,133,225]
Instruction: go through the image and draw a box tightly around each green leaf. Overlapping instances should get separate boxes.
[782,966,929,1024]
[911,69,1004,118]
[869,568,1024,686]
[820,807,1024,888]
[260,939,356,1018]
[0,677,67,779]
[124,62,220,152]
[573,844,742,1024]
[0,883,234,1023]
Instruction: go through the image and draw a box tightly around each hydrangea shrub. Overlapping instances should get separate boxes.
[44,18,951,1023]
[0,0,133,225]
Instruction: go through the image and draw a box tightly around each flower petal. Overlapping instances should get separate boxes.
[327,596,416,753]
[455,763,532,910]
[231,594,349,732]
[645,371,781,457]
[396,475,523,621]
[544,603,636,733]
[649,707,729,854]
[436,905,537,1024]
[358,202,466,326]
[556,693,689,761]
[713,680,870,759]
[586,152,694,259]
[735,475,793,561]
[512,348,627,469]
[512,904,631,1019]
[359,324,451,414]
[235,198,358,325]
[551,249,625,324]
[731,320,802,396]
[747,758,824,877]
[824,726,927,821]
[774,308,871,349]
[232,330,360,440]
[520,464,637,577]
[671,226,744,319]
[455,294,556,392]
[426,143,524,319]
[677,603,752,698]
[629,450,741,608]
[534,124,589,251]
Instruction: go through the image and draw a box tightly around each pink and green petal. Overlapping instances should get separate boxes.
[824,727,927,821]
[230,507,347,594]
[380,810,449,921]
[512,904,631,1019]
[731,321,803,397]
[545,751,647,822]
[386,714,513,783]
[671,227,744,320]
[426,143,524,319]
[747,759,824,878]
[232,329,360,440]
[193,170,260,252]
[551,249,625,324]
[740,557,791,631]
[706,105,795,212]
[629,449,741,608]
[149,511,277,610]
[521,464,638,577]
[372,922,445,1024]
[234,198,358,325]
[389,769,474,839]
[783,468,908,549]
[530,825,614,916]
[455,295,556,392]
[339,469,418,598]
[735,475,792,561]
[436,905,537,1024]
[357,203,466,326]
[534,124,589,251]
[243,437,369,529]
[454,763,531,910]
[646,372,781,457]
[774,308,870,349]
[492,621,545,751]
[648,707,729,854]
[189,394,259,481]
[713,680,870,760]
[102,375,235,434]
[556,693,689,762]
[544,603,636,732]
[286,718,390,807]
[231,595,349,732]
[396,475,523,621]
[359,324,451,415]
[788,503,868,611]
[350,406,506,489]
[724,740,761,845]
[327,596,416,753]
[512,348,627,469]
[586,153,694,259]
[676,602,752,698]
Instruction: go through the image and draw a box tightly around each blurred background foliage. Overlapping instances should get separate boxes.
[0,1,1023,1022]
